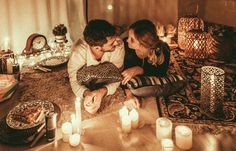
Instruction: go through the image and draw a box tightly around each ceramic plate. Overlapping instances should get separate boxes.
[39,56,68,67]
[6,100,54,130]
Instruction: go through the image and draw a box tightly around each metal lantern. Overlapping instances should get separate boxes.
[185,30,208,59]
[200,66,225,118]
[178,16,204,50]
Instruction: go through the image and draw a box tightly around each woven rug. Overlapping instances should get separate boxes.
[157,48,236,131]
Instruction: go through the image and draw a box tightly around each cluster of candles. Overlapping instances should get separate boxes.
[156,117,192,151]
[61,98,82,147]
[119,106,139,133]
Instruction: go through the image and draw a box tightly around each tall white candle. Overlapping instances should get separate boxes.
[119,106,129,122]
[129,108,139,129]
[161,139,174,151]
[75,97,82,134]
[71,114,79,133]
[69,133,81,147]
[121,116,131,133]
[175,125,192,150]
[156,117,173,140]
[61,122,72,142]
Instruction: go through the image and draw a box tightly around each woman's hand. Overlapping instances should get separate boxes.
[121,66,144,85]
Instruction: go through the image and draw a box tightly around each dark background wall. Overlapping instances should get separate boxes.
[87,0,236,27]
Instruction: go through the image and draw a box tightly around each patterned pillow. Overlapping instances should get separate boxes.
[77,62,122,89]
[126,74,187,97]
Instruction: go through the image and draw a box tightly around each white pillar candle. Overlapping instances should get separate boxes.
[71,114,79,133]
[121,116,131,133]
[6,58,14,74]
[119,106,129,122]
[61,122,72,142]
[175,125,192,150]
[129,108,139,129]
[156,117,173,140]
[161,139,174,151]
[69,133,81,147]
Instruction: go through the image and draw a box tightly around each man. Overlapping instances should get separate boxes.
[68,19,124,114]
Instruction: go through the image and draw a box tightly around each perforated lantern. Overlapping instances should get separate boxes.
[178,16,204,49]
[200,66,225,118]
[185,30,208,59]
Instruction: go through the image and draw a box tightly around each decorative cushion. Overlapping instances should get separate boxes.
[77,62,123,90]
[126,74,187,97]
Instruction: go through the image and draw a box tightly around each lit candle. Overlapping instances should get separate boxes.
[161,139,174,151]
[121,116,131,133]
[71,114,79,133]
[3,37,9,51]
[156,117,173,140]
[75,97,82,134]
[129,108,139,129]
[6,58,14,74]
[119,106,129,122]
[175,125,192,150]
[61,122,72,142]
[193,40,198,49]
[69,133,81,147]
[210,75,216,112]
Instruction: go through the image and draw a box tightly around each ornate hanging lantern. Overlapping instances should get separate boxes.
[178,16,204,50]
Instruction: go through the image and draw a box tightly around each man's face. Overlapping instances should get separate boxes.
[101,36,118,52]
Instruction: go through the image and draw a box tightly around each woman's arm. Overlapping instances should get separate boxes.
[121,66,144,85]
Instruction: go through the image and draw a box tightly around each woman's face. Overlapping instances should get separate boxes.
[127,29,149,59]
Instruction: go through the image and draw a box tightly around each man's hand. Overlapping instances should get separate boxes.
[83,88,107,114]
[121,66,144,85]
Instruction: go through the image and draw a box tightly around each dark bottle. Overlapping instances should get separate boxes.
[12,63,20,81]
[45,112,57,141]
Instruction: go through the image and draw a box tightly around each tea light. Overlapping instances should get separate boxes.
[119,106,129,121]
[121,116,131,133]
[69,133,81,147]
[175,125,192,150]
[161,139,174,151]
[156,117,173,140]
[61,122,72,142]
[129,108,139,129]
[71,114,79,133]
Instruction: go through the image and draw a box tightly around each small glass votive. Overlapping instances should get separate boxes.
[121,116,131,133]
[175,125,192,150]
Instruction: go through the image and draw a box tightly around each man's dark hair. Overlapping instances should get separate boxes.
[83,19,116,47]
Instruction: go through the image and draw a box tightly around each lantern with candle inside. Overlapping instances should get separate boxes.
[178,16,204,50]
[156,117,173,140]
[61,122,73,142]
[200,66,225,118]
[185,29,208,59]
[175,125,192,150]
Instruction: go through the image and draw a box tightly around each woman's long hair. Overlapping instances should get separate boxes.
[129,19,164,66]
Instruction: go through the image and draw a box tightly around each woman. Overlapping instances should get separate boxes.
[122,19,170,109]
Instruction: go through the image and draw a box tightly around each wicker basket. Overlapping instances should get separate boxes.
[185,30,208,59]
[178,16,204,50]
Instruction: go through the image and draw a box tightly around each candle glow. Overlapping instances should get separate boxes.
[175,125,192,150]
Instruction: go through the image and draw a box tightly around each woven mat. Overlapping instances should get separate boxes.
[157,48,236,134]
[0,102,61,145]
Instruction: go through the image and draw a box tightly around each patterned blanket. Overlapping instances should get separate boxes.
[157,48,236,131]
